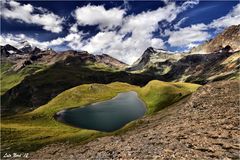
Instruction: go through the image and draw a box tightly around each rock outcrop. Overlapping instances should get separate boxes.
[163,51,240,84]
[191,24,240,54]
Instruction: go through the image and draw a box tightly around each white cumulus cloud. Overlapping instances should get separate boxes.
[74,5,126,30]
[1,1,64,33]
[168,23,210,47]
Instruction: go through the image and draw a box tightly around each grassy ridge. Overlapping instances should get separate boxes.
[1,62,46,95]
[139,80,200,113]
[1,81,200,153]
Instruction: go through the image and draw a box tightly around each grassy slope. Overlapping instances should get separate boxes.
[1,81,200,153]
[0,62,46,95]
[140,80,200,113]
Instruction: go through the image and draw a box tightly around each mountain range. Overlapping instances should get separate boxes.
[128,25,240,83]
[1,25,239,116]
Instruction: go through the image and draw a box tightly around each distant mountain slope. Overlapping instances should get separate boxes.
[163,50,239,84]
[0,61,46,95]
[95,54,127,69]
[0,47,129,95]
[190,24,240,54]
[0,47,134,115]
[128,47,182,72]
[1,55,154,115]
[1,45,128,70]
[128,25,240,84]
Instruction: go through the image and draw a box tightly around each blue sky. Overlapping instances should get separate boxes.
[1,0,240,64]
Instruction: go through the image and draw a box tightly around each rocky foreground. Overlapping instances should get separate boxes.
[30,80,240,159]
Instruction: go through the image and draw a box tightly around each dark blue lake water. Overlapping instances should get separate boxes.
[54,91,146,132]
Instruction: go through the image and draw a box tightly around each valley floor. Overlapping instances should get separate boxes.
[29,80,240,159]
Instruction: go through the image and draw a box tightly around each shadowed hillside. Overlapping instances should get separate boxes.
[1,57,156,115]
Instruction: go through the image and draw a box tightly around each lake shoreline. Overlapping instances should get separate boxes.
[54,91,147,132]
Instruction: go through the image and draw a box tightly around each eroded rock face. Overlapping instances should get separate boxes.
[191,24,240,53]
[95,54,128,69]
[163,51,240,84]
[30,80,240,159]
[11,59,32,71]
[2,46,128,70]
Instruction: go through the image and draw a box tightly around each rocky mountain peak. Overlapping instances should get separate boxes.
[1,44,22,57]
[5,44,19,51]
[144,47,155,53]
[136,47,165,64]
[128,47,182,71]
[18,41,41,54]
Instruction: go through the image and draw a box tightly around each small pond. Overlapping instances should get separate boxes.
[54,91,146,132]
